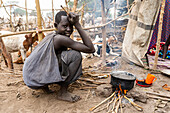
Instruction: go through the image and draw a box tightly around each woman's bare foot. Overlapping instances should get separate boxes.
[57,91,81,102]
[41,86,54,94]
[57,84,81,102]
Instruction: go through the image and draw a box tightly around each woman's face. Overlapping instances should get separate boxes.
[57,16,73,37]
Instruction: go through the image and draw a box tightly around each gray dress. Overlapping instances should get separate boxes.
[23,32,82,88]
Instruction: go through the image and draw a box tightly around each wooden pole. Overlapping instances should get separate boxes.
[127,0,129,14]
[52,0,54,24]
[153,0,166,69]
[101,0,107,66]
[72,0,78,12]
[80,3,85,26]
[70,0,78,40]
[25,0,29,31]
[114,2,116,35]
[10,5,14,32]
[35,0,43,42]
[42,17,46,29]
[0,38,13,69]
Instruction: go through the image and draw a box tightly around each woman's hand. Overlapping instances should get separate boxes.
[68,12,80,25]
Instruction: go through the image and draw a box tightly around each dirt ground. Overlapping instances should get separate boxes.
[0,51,170,113]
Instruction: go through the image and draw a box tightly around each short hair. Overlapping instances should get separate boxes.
[55,11,67,24]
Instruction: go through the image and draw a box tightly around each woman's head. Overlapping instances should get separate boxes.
[54,11,73,37]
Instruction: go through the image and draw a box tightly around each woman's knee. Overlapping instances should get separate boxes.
[71,50,82,61]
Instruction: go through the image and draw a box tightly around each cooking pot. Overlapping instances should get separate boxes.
[110,71,136,91]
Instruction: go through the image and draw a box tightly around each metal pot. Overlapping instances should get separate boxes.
[110,71,136,91]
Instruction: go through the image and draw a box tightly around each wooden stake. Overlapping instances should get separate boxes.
[35,0,43,42]
[114,1,116,35]
[0,38,13,69]
[10,5,14,32]
[70,0,78,40]
[80,3,85,27]
[52,0,54,24]
[153,0,166,69]
[127,0,129,14]
[72,0,78,12]
[25,0,29,30]
[101,0,107,66]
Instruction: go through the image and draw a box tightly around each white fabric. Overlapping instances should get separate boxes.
[122,0,161,66]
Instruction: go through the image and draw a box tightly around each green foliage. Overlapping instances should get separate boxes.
[14,8,26,16]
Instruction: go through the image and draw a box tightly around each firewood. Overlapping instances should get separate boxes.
[124,95,143,111]
[146,92,170,99]
[107,95,115,110]
[147,95,170,101]
[115,95,123,113]
[111,97,119,112]
[89,92,115,111]
[78,78,106,85]
[85,89,91,101]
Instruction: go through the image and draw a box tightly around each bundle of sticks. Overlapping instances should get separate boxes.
[89,84,143,113]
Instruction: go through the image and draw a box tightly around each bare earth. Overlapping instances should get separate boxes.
[0,52,170,113]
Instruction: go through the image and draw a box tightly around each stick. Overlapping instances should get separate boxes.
[78,78,106,85]
[89,92,115,111]
[124,95,143,111]
[153,0,166,69]
[111,97,119,112]
[146,92,170,99]
[120,96,123,113]
[115,95,123,113]
[107,95,115,110]
[147,95,170,101]
[60,5,69,15]
[85,89,91,101]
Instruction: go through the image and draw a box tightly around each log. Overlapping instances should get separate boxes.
[153,0,166,69]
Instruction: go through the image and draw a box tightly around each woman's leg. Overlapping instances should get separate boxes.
[57,50,82,102]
